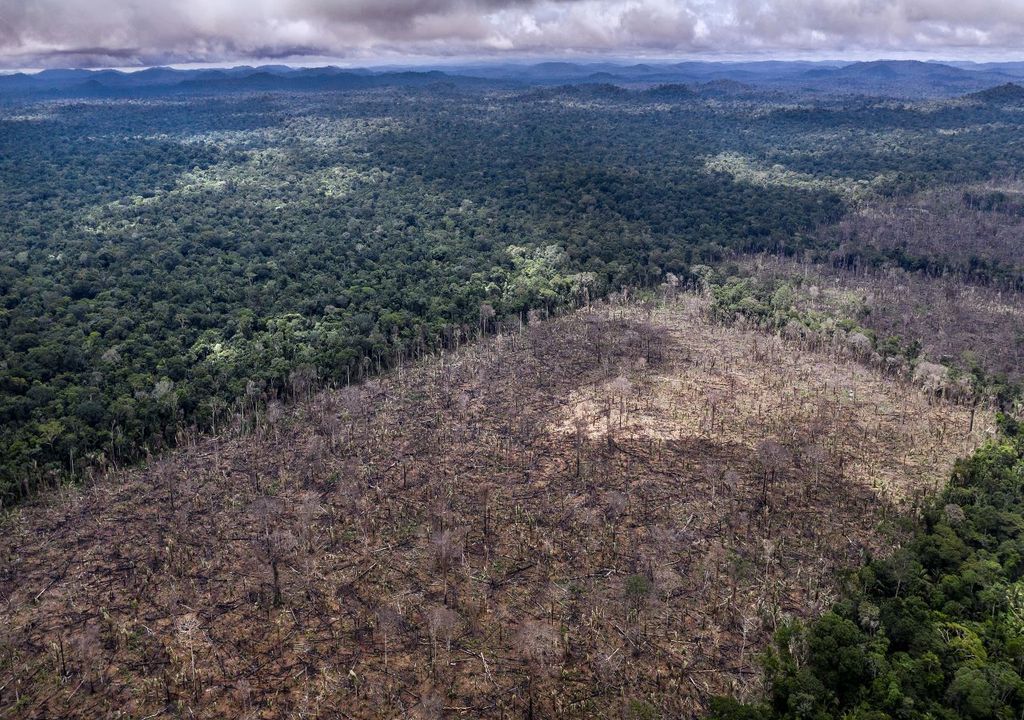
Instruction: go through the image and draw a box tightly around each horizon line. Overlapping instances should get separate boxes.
[6,53,1024,75]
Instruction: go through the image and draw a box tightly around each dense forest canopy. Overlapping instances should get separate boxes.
[1,81,1023,504]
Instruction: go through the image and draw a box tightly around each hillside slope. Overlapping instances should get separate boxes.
[0,295,991,718]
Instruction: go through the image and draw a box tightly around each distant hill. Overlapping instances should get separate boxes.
[696,79,757,97]
[639,83,696,101]
[946,61,1024,78]
[795,60,1017,97]
[2,59,1023,100]
[0,66,496,99]
[818,60,961,78]
[969,82,1024,104]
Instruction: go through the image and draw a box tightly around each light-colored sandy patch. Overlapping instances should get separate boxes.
[553,297,992,502]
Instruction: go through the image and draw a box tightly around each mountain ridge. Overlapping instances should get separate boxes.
[3,59,1024,99]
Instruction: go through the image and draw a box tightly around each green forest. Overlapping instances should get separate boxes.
[2,87,1023,504]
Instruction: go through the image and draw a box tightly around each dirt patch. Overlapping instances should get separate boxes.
[555,298,988,502]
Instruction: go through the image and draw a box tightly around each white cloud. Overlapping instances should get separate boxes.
[2,0,1024,67]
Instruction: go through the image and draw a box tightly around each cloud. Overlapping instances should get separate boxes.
[1,0,1024,67]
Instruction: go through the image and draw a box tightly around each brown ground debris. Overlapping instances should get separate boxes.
[0,295,993,719]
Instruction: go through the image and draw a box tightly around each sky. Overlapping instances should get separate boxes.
[2,0,1024,69]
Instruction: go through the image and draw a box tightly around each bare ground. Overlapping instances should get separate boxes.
[0,295,993,719]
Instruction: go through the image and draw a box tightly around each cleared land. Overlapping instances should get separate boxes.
[0,294,992,719]
[740,255,1024,387]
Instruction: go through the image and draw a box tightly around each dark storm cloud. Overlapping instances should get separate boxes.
[1,0,1023,68]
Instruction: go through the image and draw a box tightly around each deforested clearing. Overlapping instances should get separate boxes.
[0,294,992,719]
